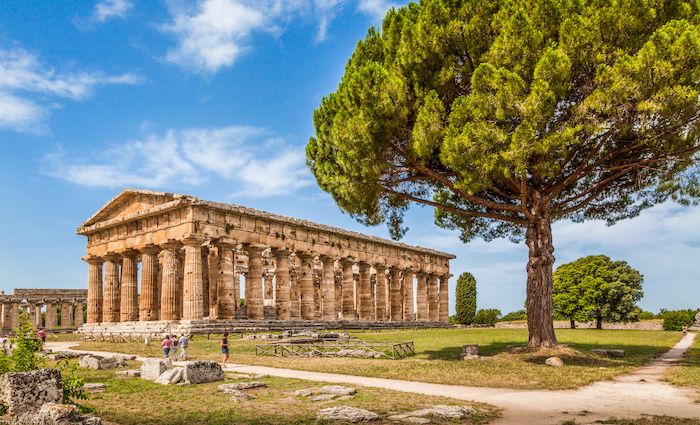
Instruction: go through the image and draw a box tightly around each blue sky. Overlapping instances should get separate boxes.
[0,0,698,315]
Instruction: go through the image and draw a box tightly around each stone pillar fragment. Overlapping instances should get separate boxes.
[74,301,84,327]
[341,259,356,320]
[207,246,219,319]
[403,270,415,321]
[182,236,206,320]
[374,266,387,321]
[320,256,336,321]
[273,249,291,320]
[245,245,265,320]
[217,242,236,320]
[358,263,371,321]
[120,251,139,322]
[297,253,315,320]
[389,268,402,321]
[439,274,450,322]
[45,303,58,329]
[102,253,121,322]
[84,256,103,324]
[416,272,428,321]
[139,245,160,321]
[9,302,19,329]
[159,241,182,320]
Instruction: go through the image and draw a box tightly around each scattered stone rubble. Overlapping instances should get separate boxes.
[389,405,475,423]
[459,344,480,360]
[316,406,380,422]
[78,354,134,370]
[183,361,225,384]
[139,359,224,385]
[81,383,106,393]
[115,369,141,379]
[0,368,101,425]
[590,349,625,358]
[218,382,268,401]
[294,385,356,402]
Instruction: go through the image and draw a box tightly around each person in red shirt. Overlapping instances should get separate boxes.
[37,328,46,344]
[161,335,172,359]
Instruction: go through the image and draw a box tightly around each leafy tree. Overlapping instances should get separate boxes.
[455,272,477,324]
[307,0,700,346]
[553,255,644,329]
[473,309,502,326]
[660,308,698,330]
[501,310,527,322]
[11,310,43,372]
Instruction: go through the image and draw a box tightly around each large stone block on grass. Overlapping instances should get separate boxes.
[182,361,224,384]
[0,368,63,416]
[316,406,380,422]
[140,359,170,381]
[155,368,183,385]
[12,402,102,425]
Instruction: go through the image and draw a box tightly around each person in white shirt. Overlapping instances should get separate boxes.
[178,334,189,360]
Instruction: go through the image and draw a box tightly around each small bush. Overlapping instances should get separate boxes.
[500,310,527,322]
[10,311,43,372]
[638,310,657,320]
[58,359,87,404]
[473,309,502,326]
[661,309,697,331]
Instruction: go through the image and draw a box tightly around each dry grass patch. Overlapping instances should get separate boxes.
[68,328,680,390]
[666,333,700,398]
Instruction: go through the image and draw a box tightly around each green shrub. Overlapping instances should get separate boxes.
[660,309,697,331]
[57,359,87,404]
[455,272,477,325]
[10,311,43,372]
[638,310,657,320]
[473,309,501,326]
[500,310,527,322]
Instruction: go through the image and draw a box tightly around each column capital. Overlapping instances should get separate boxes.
[182,234,207,246]
[102,252,121,262]
[357,261,370,271]
[318,254,335,263]
[138,244,161,255]
[214,237,237,249]
[373,264,387,272]
[271,247,292,258]
[160,239,183,251]
[119,248,140,258]
[82,255,103,265]
[340,257,355,266]
[295,250,314,260]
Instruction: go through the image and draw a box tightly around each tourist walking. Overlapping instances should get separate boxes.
[179,334,188,360]
[683,324,689,337]
[161,335,172,359]
[171,334,179,360]
[37,328,46,344]
[221,332,230,366]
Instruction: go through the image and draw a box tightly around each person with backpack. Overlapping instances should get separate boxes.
[171,334,179,360]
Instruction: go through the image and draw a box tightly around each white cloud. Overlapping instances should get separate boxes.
[94,0,133,22]
[0,47,140,133]
[41,125,313,197]
[357,0,399,19]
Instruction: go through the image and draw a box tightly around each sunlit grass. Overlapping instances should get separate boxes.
[69,328,681,390]
[666,333,700,399]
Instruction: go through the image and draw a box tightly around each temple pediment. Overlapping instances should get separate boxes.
[80,188,184,228]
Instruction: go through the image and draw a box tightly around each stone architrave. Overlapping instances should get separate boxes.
[416,272,428,321]
[102,253,121,323]
[320,256,336,321]
[74,301,84,327]
[428,273,439,322]
[273,249,291,320]
[159,241,182,321]
[439,274,449,322]
[358,263,371,321]
[245,245,265,320]
[217,241,236,320]
[374,266,387,321]
[182,236,206,320]
[403,270,415,321]
[389,268,402,321]
[207,246,219,319]
[341,259,356,320]
[84,256,103,324]
[120,250,139,322]
[139,245,160,321]
[297,252,315,320]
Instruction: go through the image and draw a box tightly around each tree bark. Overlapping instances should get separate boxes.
[525,216,558,347]
[570,319,575,329]
[596,317,602,329]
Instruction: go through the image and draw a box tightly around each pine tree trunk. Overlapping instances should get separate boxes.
[596,318,602,329]
[525,217,558,347]
[570,319,575,329]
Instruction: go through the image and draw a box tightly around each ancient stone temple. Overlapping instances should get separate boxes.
[1,289,88,331]
[77,189,455,335]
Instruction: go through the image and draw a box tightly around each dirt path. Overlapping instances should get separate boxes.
[47,333,700,424]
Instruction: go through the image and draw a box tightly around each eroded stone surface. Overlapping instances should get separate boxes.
[316,406,380,422]
[389,405,474,423]
[318,385,356,396]
[155,368,183,385]
[294,389,312,397]
[141,359,170,381]
[219,381,266,390]
[546,356,564,367]
[115,369,140,379]
[82,383,106,392]
[12,402,102,425]
[0,368,63,416]
[310,394,336,401]
[182,361,224,384]
[78,355,122,370]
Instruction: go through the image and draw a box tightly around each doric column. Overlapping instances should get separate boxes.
[297,252,315,320]
[320,256,336,321]
[33,304,43,328]
[403,269,415,321]
[273,249,291,320]
[177,250,185,318]
[10,302,19,329]
[139,245,160,321]
[60,302,72,328]
[217,241,236,320]
[201,246,210,317]
[416,272,428,321]
[207,246,220,319]
[357,262,371,320]
[389,268,402,321]
[45,302,58,329]
[74,302,84,327]
[160,241,182,320]
[439,274,450,322]
[341,259,356,320]
[102,253,121,322]
[120,250,139,322]
[289,258,301,320]
[428,273,439,321]
[374,266,387,321]
[182,236,206,320]
[245,245,265,320]
[84,256,103,324]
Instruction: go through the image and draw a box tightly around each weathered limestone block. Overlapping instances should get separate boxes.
[316,406,380,422]
[140,359,170,381]
[318,386,356,396]
[182,361,224,384]
[310,393,336,401]
[115,369,141,379]
[545,356,564,367]
[219,381,266,390]
[82,383,106,393]
[12,402,102,425]
[389,405,474,422]
[460,344,480,360]
[155,368,184,385]
[78,355,121,370]
[590,349,625,358]
[0,368,63,416]
[294,389,313,397]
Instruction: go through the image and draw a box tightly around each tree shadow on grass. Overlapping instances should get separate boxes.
[422,341,522,360]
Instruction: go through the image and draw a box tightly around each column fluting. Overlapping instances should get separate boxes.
[217,242,236,320]
[389,268,402,321]
[85,256,103,324]
[120,250,139,322]
[439,274,450,322]
[341,259,356,320]
[374,266,387,321]
[74,301,84,327]
[139,245,160,321]
[403,270,415,321]
[320,256,336,321]
[182,236,206,320]
[159,241,182,320]
[428,273,439,321]
[245,245,265,320]
[358,262,371,321]
[102,253,121,322]
[416,272,428,321]
[297,252,315,320]
[207,246,220,319]
[273,249,291,320]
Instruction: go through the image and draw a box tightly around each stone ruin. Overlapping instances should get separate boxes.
[0,288,87,333]
[139,359,224,385]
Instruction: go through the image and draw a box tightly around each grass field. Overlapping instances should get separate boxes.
[666,335,700,398]
[60,360,498,425]
[70,328,682,390]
